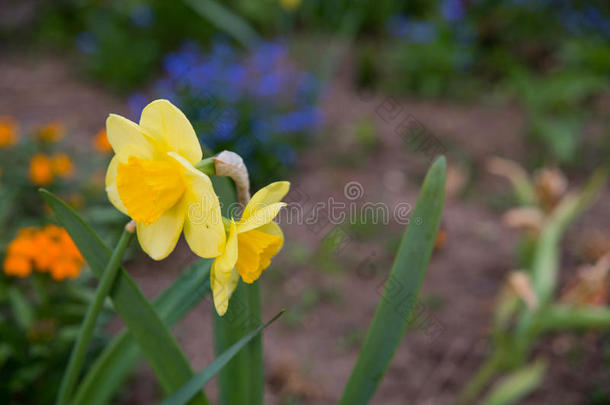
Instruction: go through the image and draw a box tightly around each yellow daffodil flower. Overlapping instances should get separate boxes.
[279,0,301,11]
[212,181,289,315]
[105,99,225,260]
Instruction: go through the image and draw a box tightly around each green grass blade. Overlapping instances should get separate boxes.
[246,281,264,405]
[482,361,546,405]
[162,310,284,405]
[8,287,34,329]
[213,280,251,404]
[537,305,610,331]
[40,190,209,405]
[182,0,259,48]
[57,228,133,405]
[338,156,446,405]
[72,259,213,405]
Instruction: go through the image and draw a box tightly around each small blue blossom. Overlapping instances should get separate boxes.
[275,145,296,165]
[75,32,97,55]
[127,93,148,120]
[140,38,323,186]
[130,4,155,28]
[441,0,465,22]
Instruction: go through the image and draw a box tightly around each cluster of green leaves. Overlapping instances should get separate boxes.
[0,272,109,404]
[460,166,609,404]
[31,0,217,91]
[40,155,446,405]
[369,1,610,165]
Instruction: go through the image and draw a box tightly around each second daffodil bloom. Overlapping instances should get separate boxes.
[105,99,225,260]
[212,181,289,315]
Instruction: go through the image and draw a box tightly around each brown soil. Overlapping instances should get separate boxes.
[2,52,610,405]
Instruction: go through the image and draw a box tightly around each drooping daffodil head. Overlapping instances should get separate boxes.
[105,99,225,260]
[212,181,289,315]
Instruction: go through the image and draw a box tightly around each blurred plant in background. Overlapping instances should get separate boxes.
[459,158,610,403]
[0,243,108,404]
[365,0,610,166]
[0,118,125,265]
[0,121,119,404]
[130,40,323,187]
[33,0,217,91]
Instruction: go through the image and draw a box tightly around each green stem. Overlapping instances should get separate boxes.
[246,281,263,405]
[213,282,251,405]
[459,352,502,404]
[56,227,133,405]
[195,158,216,176]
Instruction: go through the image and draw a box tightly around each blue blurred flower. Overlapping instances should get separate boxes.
[386,16,437,43]
[141,38,323,185]
[275,145,296,165]
[75,32,97,55]
[408,21,437,43]
[212,109,238,141]
[127,93,148,120]
[441,0,465,22]
[130,4,155,28]
[386,15,410,38]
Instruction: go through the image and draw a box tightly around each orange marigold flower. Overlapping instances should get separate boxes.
[50,258,81,281]
[32,232,61,271]
[38,121,66,142]
[3,255,32,277]
[52,153,74,178]
[3,225,83,280]
[0,116,18,147]
[29,154,54,185]
[94,129,112,153]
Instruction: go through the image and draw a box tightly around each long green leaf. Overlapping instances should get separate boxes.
[73,259,213,405]
[537,305,610,331]
[162,310,284,405]
[40,190,209,405]
[213,282,252,405]
[338,156,446,405]
[211,176,258,405]
[246,281,264,405]
[516,170,607,341]
[482,361,546,405]
[531,170,607,304]
[8,287,34,330]
[183,0,259,48]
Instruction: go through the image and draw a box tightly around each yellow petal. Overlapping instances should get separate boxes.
[136,199,185,260]
[241,181,290,223]
[236,226,283,283]
[116,155,186,225]
[106,114,155,158]
[139,99,202,164]
[237,202,286,234]
[105,154,128,215]
[169,152,225,257]
[211,221,239,315]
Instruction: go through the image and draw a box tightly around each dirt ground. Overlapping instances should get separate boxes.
[2,52,610,405]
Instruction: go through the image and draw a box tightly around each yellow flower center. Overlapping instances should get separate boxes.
[116,156,186,225]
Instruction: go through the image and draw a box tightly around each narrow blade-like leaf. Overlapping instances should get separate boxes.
[73,259,213,405]
[338,156,446,405]
[162,310,284,405]
[482,361,546,405]
[182,0,259,48]
[40,190,209,405]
